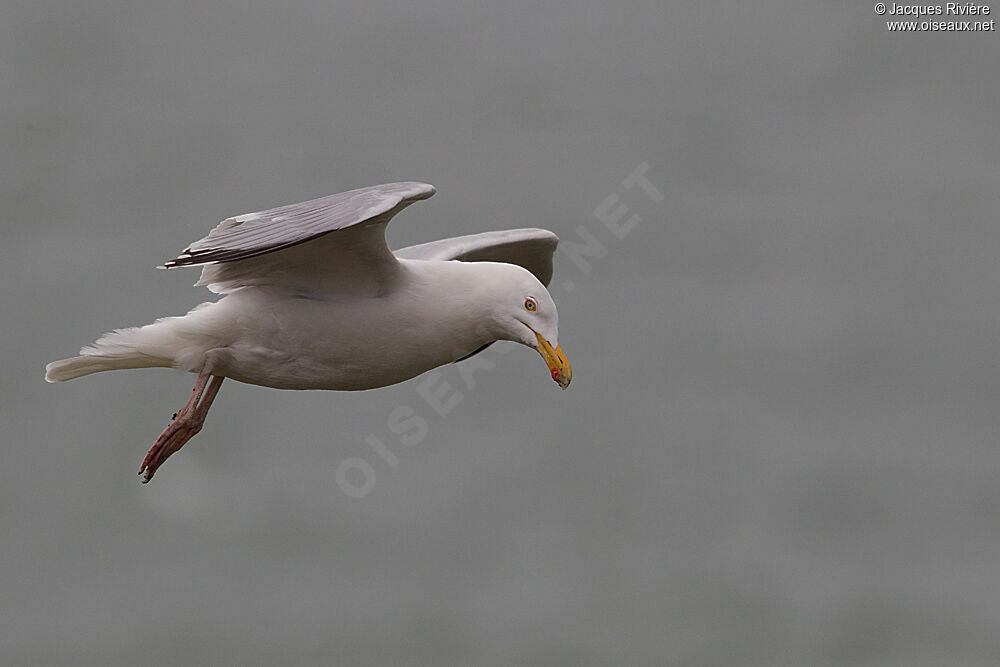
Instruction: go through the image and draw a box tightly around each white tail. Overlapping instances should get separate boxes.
[43,319,190,382]
[45,301,227,383]
[45,353,171,382]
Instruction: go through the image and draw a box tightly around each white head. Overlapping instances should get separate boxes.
[477,263,572,389]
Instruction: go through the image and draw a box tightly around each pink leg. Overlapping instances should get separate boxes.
[139,368,225,483]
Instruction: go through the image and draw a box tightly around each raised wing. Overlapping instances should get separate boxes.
[162,182,435,294]
[393,228,559,286]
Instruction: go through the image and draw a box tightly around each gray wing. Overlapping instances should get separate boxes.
[393,228,559,286]
[162,182,435,293]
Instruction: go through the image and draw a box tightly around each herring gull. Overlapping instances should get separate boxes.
[44,182,572,482]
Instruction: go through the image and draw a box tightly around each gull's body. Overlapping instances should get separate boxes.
[45,182,572,481]
[116,259,539,392]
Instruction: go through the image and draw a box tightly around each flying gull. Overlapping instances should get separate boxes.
[45,182,572,482]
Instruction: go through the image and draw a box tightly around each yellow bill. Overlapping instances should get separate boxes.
[535,331,572,389]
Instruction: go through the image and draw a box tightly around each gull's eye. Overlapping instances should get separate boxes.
[524,297,537,312]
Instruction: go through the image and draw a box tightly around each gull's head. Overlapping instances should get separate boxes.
[487,264,572,389]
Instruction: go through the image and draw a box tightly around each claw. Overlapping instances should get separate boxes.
[138,370,224,483]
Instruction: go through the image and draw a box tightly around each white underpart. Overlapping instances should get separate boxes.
[45,260,558,390]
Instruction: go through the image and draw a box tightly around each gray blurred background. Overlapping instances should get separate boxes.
[3,1,999,664]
